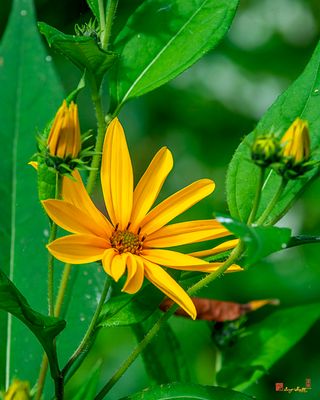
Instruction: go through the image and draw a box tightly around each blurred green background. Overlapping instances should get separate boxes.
[1,0,320,399]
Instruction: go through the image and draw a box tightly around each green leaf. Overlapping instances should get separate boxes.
[109,0,239,112]
[120,382,255,400]
[0,269,65,379]
[38,22,117,86]
[0,0,64,387]
[217,215,291,267]
[86,0,100,22]
[288,235,320,248]
[217,303,320,390]
[70,362,100,400]
[133,317,191,384]
[227,39,320,223]
[98,284,164,328]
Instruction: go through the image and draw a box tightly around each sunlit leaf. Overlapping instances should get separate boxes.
[109,0,239,112]
[38,22,116,86]
[227,39,320,224]
[217,215,291,267]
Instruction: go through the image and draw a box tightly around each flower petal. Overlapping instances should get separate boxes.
[140,179,215,235]
[142,249,209,267]
[189,239,239,258]
[163,262,243,273]
[122,254,145,294]
[63,170,113,236]
[102,248,116,275]
[144,260,196,320]
[130,147,173,231]
[101,118,133,229]
[42,199,107,237]
[110,253,128,282]
[144,219,230,248]
[47,234,108,264]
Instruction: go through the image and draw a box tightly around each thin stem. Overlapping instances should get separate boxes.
[62,278,111,378]
[101,0,119,50]
[95,243,244,399]
[54,263,72,317]
[256,178,288,225]
[85,80,106,195]
[98,0,106,44]
[247,167,265,225]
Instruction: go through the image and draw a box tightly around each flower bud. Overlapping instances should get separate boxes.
[47,100,81,159]
[251,135,281,167]
[4,379,31,400]
[281,118,310,164]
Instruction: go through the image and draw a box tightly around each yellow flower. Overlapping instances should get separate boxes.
[281,117,310,164]
[47,100,81,159]
[42,118,240,319]
[4,379,30,400]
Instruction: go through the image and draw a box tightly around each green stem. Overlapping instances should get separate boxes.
[95,243,244,399]
[98,0,106,44]
[85,81,106,195]
[247,167,265,225]
[62,278,111,378]
[101,0,119,50]
[54,263,72,317]
[256,178,288,225]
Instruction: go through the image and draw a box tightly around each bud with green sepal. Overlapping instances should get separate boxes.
[251,134,281,168]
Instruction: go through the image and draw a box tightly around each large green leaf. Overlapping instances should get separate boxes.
[109,0,239,112]
[217,215,291,267]
[0,270,65,379]
[226,40,320,223]
[133,317,191,384]
[38,22,116,86]
[98,284,164,328]
[120,382,255,400]
[69,362,100,400]
[0,0,64,388]
[217,303,320,390]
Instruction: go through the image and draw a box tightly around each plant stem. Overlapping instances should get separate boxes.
[247,167,265,225]
[85,80,107,195]
[95,243,244,399]
[256,178,288,225]
[101,0,119,50]
[62,278,111,378]
[54,263,72,317]
[98,0,106,44]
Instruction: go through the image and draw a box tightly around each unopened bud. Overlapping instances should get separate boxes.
[251,135,281,167]
[47,100,81,159]
[281,118,310,164]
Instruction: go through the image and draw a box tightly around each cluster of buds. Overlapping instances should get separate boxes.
[251,117,317,180]
[35,99,94,176]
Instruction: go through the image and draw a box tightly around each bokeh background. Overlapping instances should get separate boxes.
[1,0,320,399]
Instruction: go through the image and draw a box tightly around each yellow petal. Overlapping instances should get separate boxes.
[110,253,128,282]
[140,179,215,235]
[102,248,116,275]
[130,147,173,231]
[28,161,38,170]
[122,254,145,294]
[144,219,230,248]
[101,118,133,229]
[47,234,108,264]
[189,239,239,258]
[62,170,113,236]
[42,199,108,237]
[144,260,196,320]
[142,249,209,268]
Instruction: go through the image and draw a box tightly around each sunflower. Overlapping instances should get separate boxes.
[42,118,240,319]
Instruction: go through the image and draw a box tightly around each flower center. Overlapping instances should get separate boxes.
[110,230,143,254]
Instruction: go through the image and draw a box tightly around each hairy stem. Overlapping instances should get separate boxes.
[256,178,288,225]
[101,0,119,50]
[247,167,265,225]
